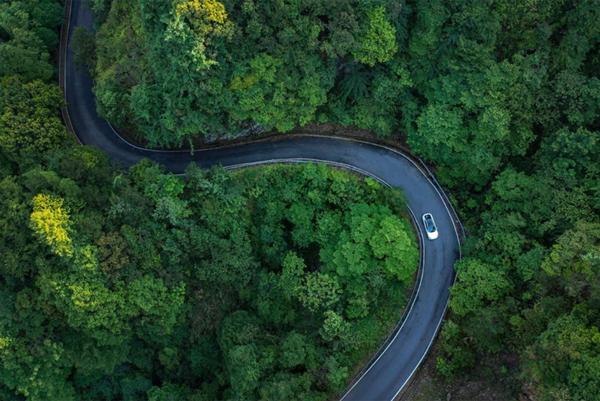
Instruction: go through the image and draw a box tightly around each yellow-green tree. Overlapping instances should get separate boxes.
[169,0,233,70]
[29,194,73,257]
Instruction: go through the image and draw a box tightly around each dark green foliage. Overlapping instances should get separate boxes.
[0,154,417,401]
[437,133,599,394]
[0,0,71,171]
[432,0,600,392]
[0,0,62,81]
[93,0,405,146]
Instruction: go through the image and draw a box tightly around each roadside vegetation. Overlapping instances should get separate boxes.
[1,146,418,401]
[0,0,599,401]
[0,5,418,397]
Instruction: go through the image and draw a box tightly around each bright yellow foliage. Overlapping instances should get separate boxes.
[169,0,233,70]
[30,194,73,257]
[176,0,229,30]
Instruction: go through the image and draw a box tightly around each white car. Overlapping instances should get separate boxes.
[422,213,439,240]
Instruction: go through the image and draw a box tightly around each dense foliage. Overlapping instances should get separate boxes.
[90,0,600,399]
[0,153,418,401]
[89,0,408,145]
[412,2,600,400]
[2,2,421,400]
[0,0,69,163]
[0,14,418,395]
[2,0,600,400]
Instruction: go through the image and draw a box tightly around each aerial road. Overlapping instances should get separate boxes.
[61,1,462,400]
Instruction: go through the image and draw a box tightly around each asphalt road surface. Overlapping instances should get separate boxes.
[61,1,461,400]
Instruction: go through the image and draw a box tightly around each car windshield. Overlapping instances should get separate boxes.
[424,215,435,232]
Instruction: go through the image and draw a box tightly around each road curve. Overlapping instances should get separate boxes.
[60,1,461,400]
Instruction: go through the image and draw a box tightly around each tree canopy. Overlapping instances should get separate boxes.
[0,140,418,401]
[2,0,600,400]
[91,0,406,146]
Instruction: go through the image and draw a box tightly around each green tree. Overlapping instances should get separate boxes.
[450,258,512,317]
[0,76,68,160]
[0,0,56,81]
[280,332,309,369]
[524,313,600,401]
[352,6,397,66]
[297,273,341,312]
[324,203,417,281]
[320,310,351,343]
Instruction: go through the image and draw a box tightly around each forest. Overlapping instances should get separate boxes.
[1,3,419,399]
[1,0,600,400]
[1,146,418,400]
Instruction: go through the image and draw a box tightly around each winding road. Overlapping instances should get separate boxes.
[60,1,462,400]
